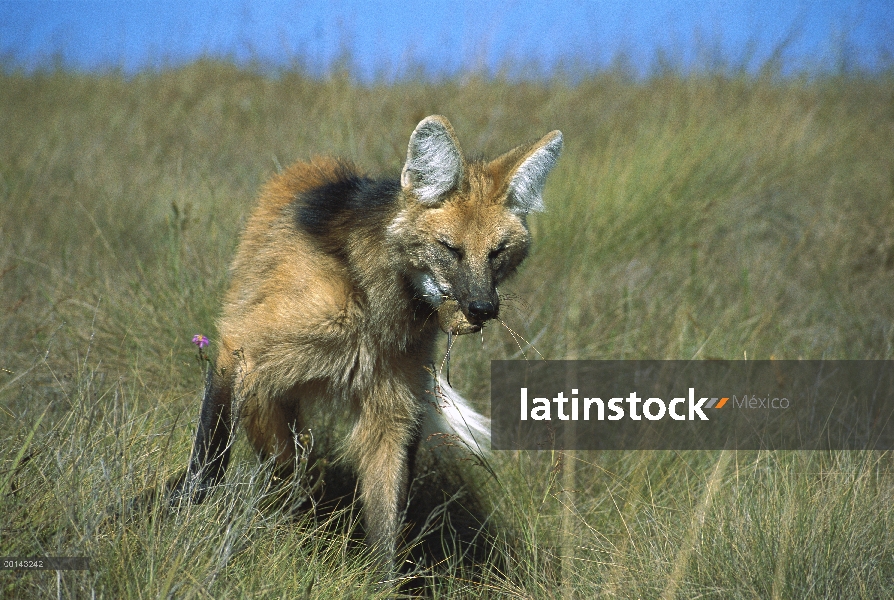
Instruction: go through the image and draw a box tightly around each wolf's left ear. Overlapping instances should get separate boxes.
[505,130,563,214]
[401,115,465,205]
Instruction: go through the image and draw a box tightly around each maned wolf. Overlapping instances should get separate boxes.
[172,115,563,568]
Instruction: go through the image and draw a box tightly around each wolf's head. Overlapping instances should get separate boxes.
[387,115,563,333]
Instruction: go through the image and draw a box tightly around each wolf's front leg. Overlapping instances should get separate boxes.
[349,392,421,574]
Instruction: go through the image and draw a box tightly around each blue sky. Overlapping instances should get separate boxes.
[1,1,891,77]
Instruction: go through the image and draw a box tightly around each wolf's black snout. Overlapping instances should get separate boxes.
[467,300,498,322]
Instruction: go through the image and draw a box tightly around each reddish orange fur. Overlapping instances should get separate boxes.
[175,116,562,572]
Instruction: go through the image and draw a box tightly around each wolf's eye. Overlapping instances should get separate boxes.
[439,240,463,260]
[489,244,506,261]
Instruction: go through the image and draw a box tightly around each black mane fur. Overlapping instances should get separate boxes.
[295,163,401,238]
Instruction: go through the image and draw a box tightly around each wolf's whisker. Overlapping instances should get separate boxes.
[498,318,545,361]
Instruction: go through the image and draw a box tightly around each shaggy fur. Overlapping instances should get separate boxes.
[171,115,563,571]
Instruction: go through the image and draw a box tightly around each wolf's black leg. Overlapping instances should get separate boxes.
[170,368,233,505]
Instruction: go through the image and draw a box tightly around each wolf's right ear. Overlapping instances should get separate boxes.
[401,115,464,205]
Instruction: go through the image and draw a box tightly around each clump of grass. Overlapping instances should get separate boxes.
[1,60,893,597]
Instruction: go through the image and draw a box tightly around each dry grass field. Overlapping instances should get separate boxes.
[1,60,894,597]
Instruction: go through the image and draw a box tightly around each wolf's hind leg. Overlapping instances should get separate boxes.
[170,368,233,505]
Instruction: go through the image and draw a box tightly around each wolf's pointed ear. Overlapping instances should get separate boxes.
[503,130,563,214]
[401,115,464,205]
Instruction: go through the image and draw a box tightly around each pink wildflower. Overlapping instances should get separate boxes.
[192,334,210,349]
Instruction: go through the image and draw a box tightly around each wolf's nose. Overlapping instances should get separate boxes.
[467,301,497,322]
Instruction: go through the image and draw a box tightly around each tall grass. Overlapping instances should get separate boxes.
[1,60,893,597]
